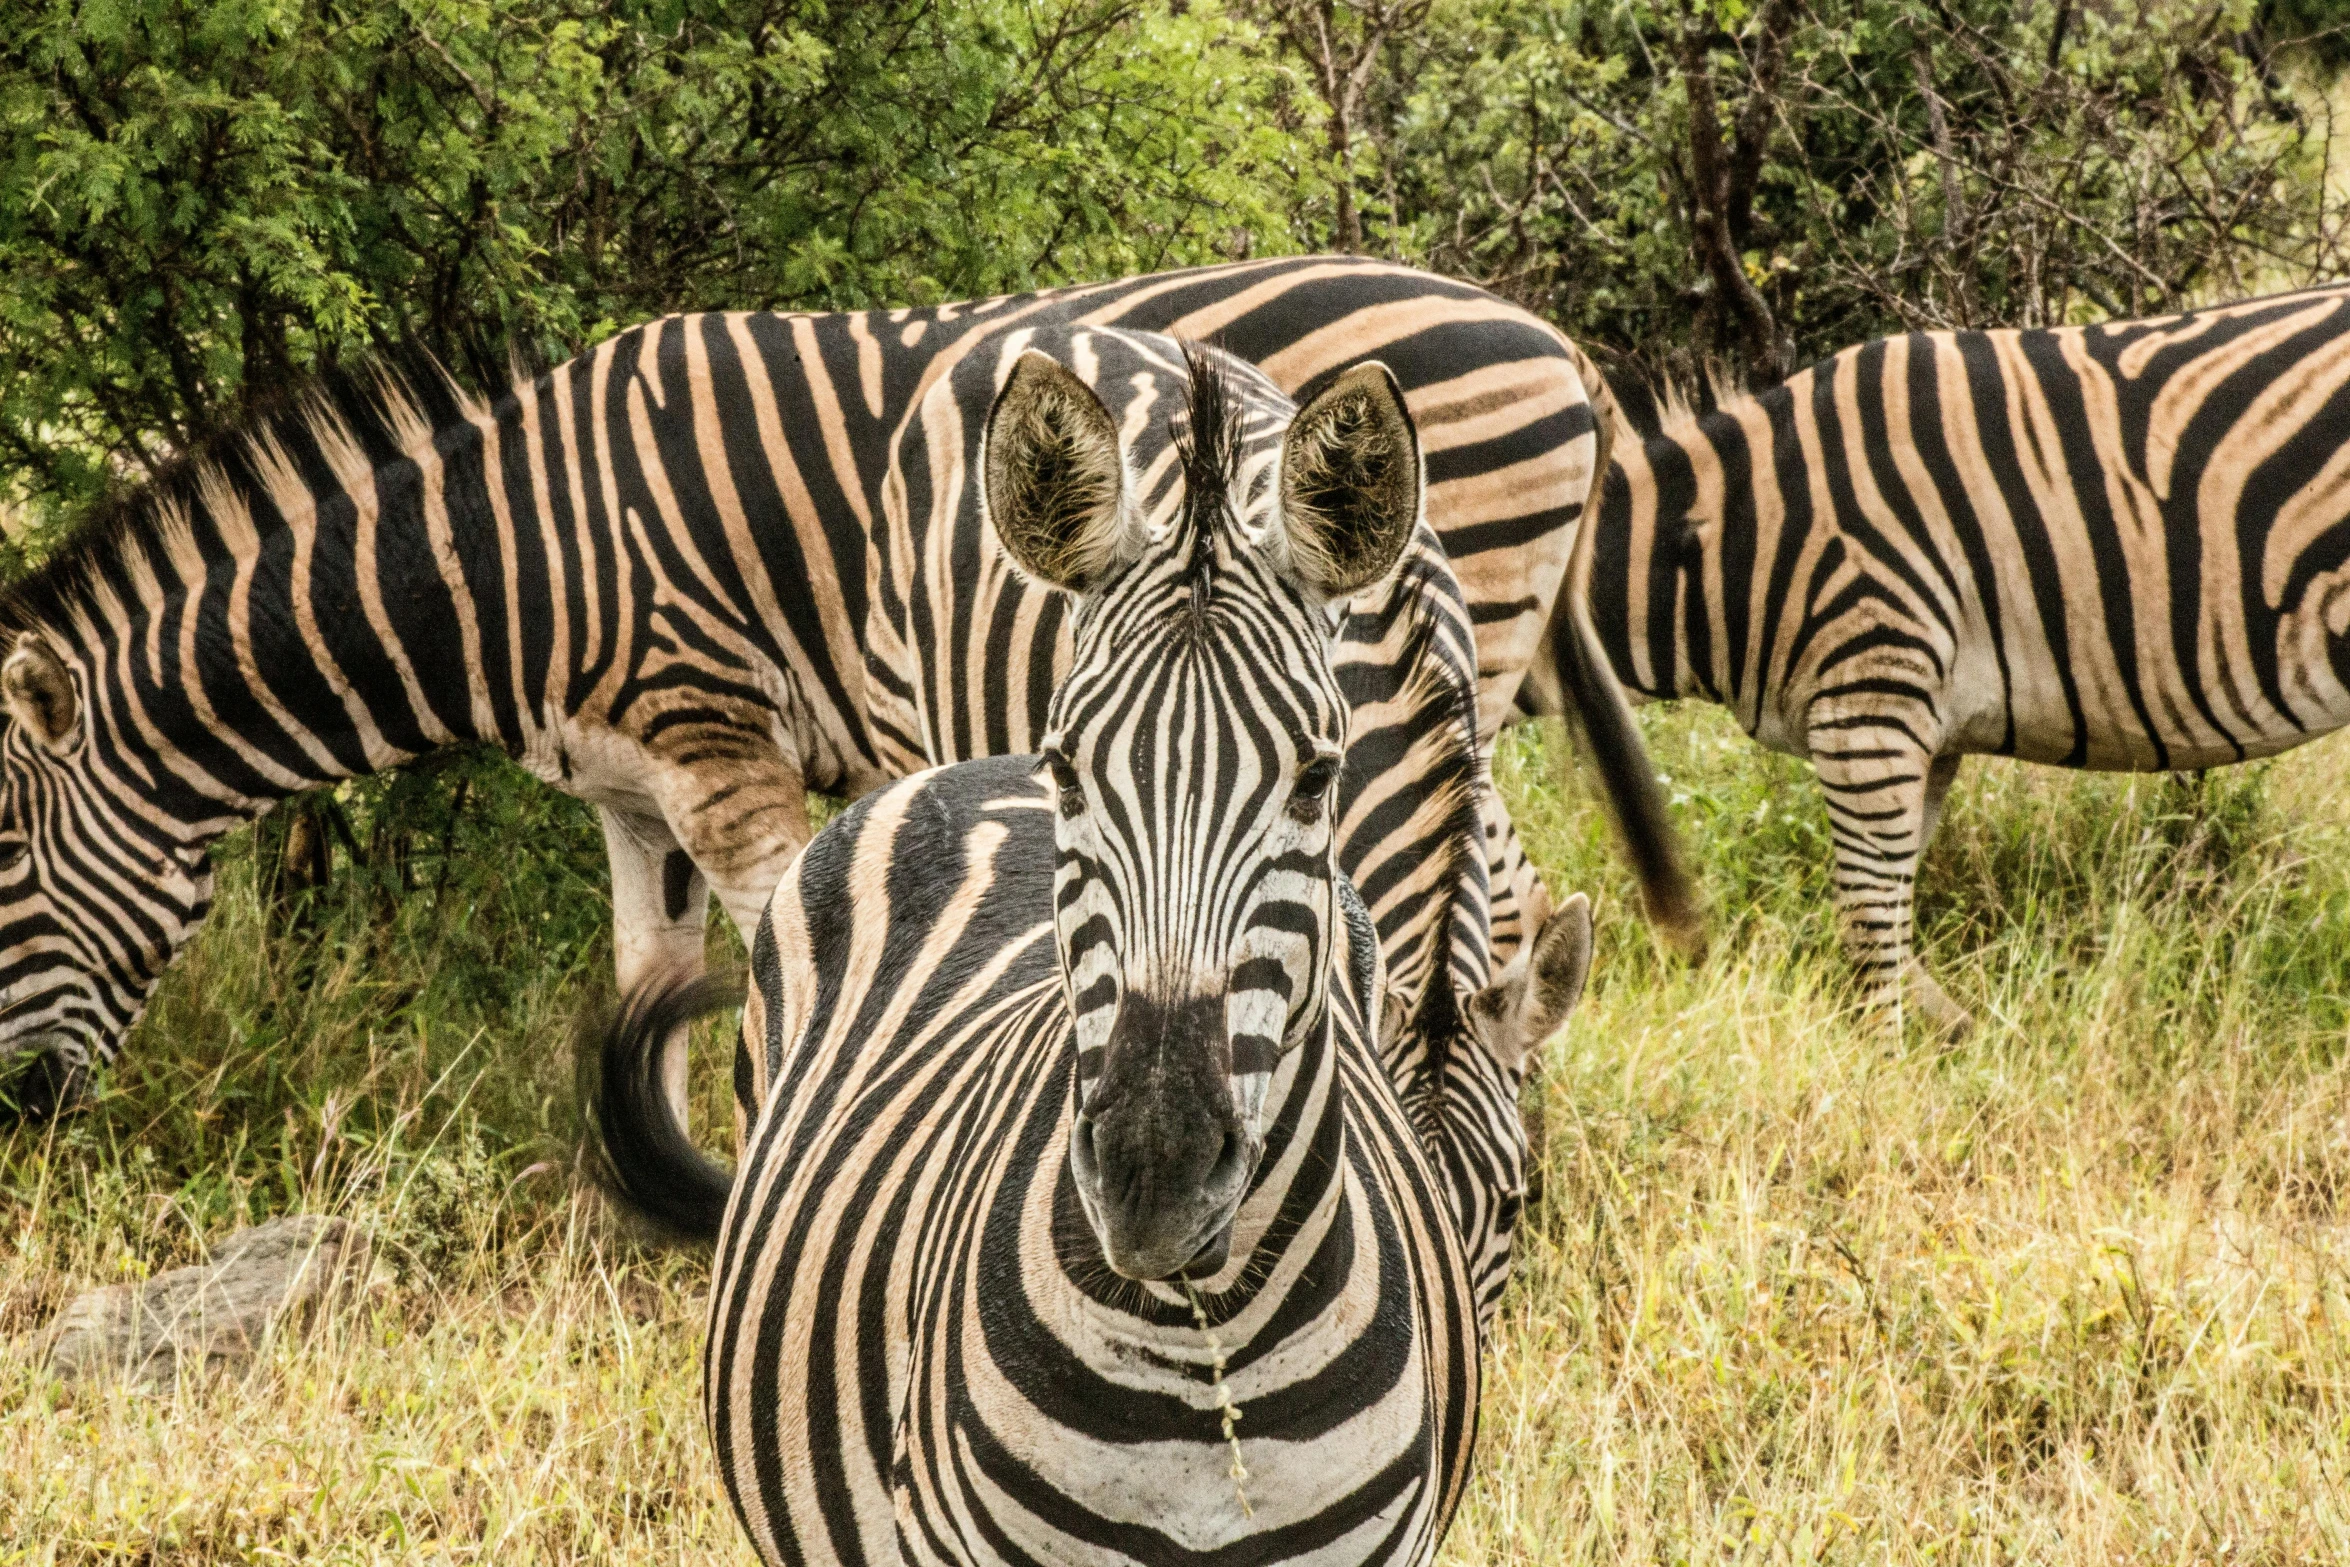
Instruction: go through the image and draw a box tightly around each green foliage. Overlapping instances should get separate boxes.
[2268,0,2350,64]
[0,0,1312,530]
[1334,0,2346,387]
[3,0,2339,531]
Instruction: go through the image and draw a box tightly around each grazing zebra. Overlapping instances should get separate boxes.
[0,254,1684,1116]
[1329,519,1594,1321]
[1529,282,2350,1033]
[593,337,1595,1564]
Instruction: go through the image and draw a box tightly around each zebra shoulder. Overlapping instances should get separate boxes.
[746,758,1057,1112]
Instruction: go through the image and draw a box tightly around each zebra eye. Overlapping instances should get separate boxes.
[1043,752,1085,818]
[1290,754,1341,823]
[0,839,25,873]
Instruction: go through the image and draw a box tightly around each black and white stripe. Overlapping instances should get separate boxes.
[1530,281,2350,1032]
[0,255,1682,1113]
[729,761,1472,1564]
[594,333,1550,1563]
[1335,518,1593,1324]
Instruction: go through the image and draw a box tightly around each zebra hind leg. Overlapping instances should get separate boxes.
[1903,753,1972,1040]
[1808,712,1973,1042]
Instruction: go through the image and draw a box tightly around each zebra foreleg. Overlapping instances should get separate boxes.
[600,805,714,1130]
[1808,709,1972,1041]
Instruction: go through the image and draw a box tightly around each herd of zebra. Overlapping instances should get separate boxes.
[4,253,2350,1562]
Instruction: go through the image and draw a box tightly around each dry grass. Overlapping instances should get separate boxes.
[4,708,2349,1563]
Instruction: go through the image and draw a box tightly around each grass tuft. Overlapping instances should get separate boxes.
[4,716,2348,1561]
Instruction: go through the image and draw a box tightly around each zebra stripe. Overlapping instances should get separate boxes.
[1543,282,2350,1032]
[688,762,1476,1564]
[595,330,1490,1561]
[0,255,1676,1114]
[678,332,1592,1332]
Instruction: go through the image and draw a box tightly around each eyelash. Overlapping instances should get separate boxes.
[1290,756,1340,823]
[1045,753,1084,817]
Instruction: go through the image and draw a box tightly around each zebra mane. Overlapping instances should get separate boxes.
[1172,341,1246,587]
[1385,550,1488,1031]
[1,342,520,636]
[1627,361,1742,443]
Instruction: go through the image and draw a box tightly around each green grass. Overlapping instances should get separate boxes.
[5,710,2349,1563]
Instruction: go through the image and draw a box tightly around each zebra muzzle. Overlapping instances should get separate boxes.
[0,1031,89,1121]
[1069,991,1261,1281]
[1071,1114,1251,1281]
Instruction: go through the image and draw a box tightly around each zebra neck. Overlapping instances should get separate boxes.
[1606,420,1749,708]
[1223,1001,1348,1293]
[47,396,530,830]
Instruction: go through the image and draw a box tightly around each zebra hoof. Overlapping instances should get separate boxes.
[0,1041,90,1122]
[1903,965,1974,1046]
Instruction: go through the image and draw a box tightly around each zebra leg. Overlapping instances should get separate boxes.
[1807,708,1970,1040]
[601,805,713,1128]
[1902,754,1973,1039]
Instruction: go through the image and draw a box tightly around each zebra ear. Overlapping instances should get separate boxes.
[1379,986,1411,1049]
[1469,892,1592,1073]
[982,351,1138,595]
[2,633,79,754]
[1276,362,1423,603]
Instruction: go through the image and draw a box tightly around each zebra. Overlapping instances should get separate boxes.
[1329,514,1594,1322]
[1527,281,2350,1034]
[590,336,1597,1564]
[606,327,1597,1331]
[0,254,1685,1117]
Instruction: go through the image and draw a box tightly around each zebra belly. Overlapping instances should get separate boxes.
[1961,609,2350,773]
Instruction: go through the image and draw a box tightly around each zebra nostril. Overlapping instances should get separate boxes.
[1070,1114,1104,1185]
[1206,1126,1251,1196]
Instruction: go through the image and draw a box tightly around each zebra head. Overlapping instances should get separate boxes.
[1383,886,1592,1321]
[0,629,213,1115]
[982,336,1420,1282]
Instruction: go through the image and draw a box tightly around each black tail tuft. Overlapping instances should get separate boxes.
[1542,337,1707,958]
[577,970,743,1243]
[1551,596,1707,958]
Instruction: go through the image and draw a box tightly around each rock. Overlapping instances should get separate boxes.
[42,1214,376,1390]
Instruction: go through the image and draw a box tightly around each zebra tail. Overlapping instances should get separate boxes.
[1548,340,1707,959]
[578,970,741,1242]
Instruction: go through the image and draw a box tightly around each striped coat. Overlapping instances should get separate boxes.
[1543,282,2350,1030]
[591,329,1506,1564]
[0,256,1677,1113]
[711,760,1479,1564]
[625,330,1595,1336]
